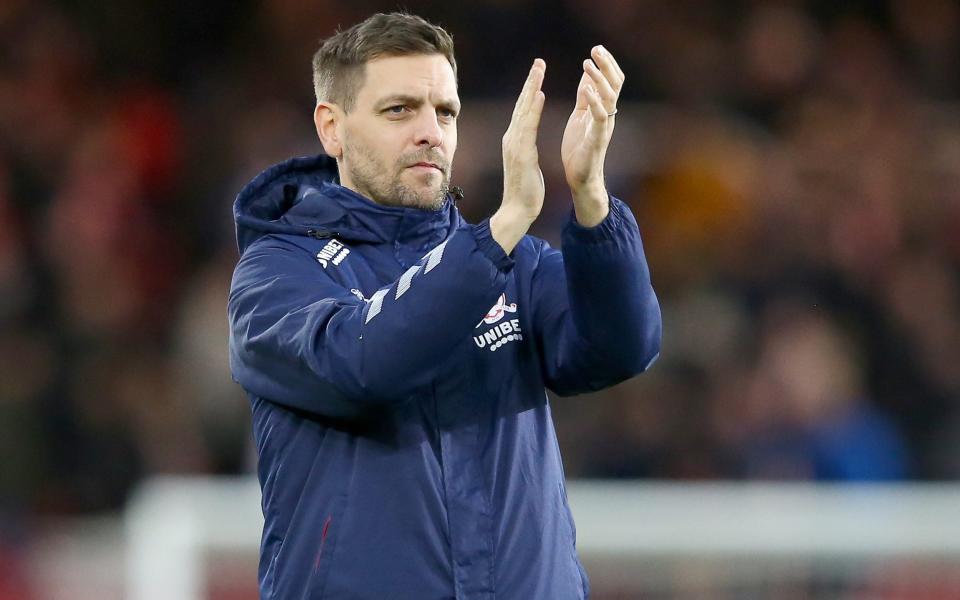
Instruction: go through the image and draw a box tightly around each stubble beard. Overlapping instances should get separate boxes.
[343,137,451,211]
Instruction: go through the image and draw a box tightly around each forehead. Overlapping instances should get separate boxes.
[356,54,458,105]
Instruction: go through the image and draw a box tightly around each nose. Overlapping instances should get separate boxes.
[413,111,443,149]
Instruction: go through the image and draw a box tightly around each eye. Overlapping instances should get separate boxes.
[438,107,458,119]
[384,105,409,118]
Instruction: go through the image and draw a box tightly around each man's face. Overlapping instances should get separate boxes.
[338,54,459,210]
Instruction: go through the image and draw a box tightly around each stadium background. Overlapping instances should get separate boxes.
[1,0,959,597]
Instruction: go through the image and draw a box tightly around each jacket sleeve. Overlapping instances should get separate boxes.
[228,221,513,419]
[532,196,661,396]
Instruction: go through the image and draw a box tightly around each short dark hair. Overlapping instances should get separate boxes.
[312,12,457,112]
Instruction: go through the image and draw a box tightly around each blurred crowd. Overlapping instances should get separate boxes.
[0,0,959,536]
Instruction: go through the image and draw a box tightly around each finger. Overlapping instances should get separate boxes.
[590,45,625,92]
[519,63,546,137]
[584,59,617,110]
[527,59,546,112]
[585,85,608,123]
[591,45,624,85]
[513,59,546,121]
[525,89,546,134]
[511,63,535,120]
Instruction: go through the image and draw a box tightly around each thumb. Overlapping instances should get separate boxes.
[575,72,590,110]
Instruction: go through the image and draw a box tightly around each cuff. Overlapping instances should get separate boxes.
[472,219,515,271]
[563,195,635,244]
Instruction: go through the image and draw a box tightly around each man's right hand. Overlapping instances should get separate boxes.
[490,59,546,255]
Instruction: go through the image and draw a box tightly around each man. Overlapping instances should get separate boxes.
[229,12,660,600]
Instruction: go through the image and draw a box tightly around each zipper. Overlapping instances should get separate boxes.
[307,229,338,240]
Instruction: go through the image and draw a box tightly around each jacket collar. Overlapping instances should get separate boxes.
[234,154,461,255]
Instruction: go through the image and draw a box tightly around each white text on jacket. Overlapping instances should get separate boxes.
[317,239,350,268]
[474,318,523,352]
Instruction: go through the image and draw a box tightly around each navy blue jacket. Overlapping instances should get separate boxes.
[228,155,661,599]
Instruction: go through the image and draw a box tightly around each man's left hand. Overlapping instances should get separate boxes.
[561,45,624,227]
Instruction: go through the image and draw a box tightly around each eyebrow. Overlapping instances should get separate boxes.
[374,94,461,115]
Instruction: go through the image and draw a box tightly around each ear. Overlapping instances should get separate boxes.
[314,102,343,158]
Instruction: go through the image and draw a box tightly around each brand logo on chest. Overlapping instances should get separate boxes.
[316,239,350,268]
[474,293,523,352]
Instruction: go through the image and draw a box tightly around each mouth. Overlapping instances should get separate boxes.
[408,162,442,172]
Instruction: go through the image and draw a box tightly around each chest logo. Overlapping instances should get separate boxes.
[474,293,523,352]
[317,239,350,268]
[477,293,517,327]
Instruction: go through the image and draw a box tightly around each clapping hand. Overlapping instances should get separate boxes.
[491,59,547,254]
[561,45,624,226]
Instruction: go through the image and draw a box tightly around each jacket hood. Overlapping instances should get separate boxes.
[233,154,461,254]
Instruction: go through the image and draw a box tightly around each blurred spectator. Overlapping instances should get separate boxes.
[733,303,907,480]
[171,247,252,474]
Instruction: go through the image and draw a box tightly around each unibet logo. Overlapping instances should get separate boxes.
[476,293,517,327]
[473,318,523,352]
[317,239,350,269]
[474,294,523,352]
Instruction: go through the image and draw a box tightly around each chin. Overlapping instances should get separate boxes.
[414,192,446,210]
[388,181,446,210]
[406,180,445,202]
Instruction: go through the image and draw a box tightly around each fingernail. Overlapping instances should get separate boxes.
[597,45,607,55]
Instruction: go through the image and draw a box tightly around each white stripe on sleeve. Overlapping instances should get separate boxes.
[365,289,389,324]
[424,240,448,274]
[395,265,420,300]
